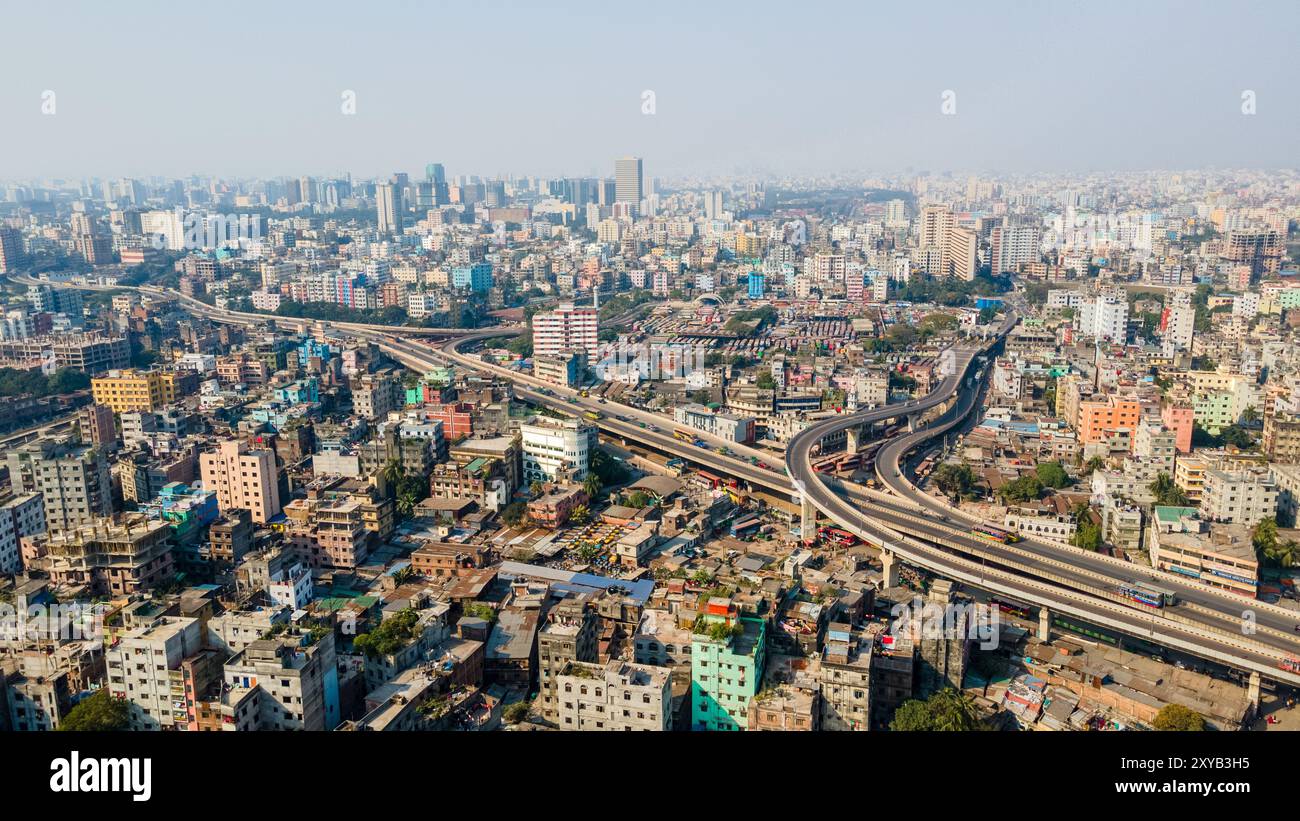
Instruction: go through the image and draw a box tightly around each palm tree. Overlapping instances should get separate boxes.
[397,491,417,516]
[391,566,416,586]
[570,504,591,525]
[382,458,404,488]
[529,480,545,499]
[928,688,981,731]
[1261,538,1300,569]
[583,474,603,499]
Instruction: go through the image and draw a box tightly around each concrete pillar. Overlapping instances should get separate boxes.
[800,495,817,540]
[906,414,917,433]
[845,425,861,454]
[1037,607,1051,641]
[1248,671,1261,714]
[880,549,900,588]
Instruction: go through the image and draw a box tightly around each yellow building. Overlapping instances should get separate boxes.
[90,369,177,413]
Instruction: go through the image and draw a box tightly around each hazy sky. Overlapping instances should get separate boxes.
[1,0,1296,181]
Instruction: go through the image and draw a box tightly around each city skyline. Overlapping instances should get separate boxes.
[2,0,1298,180]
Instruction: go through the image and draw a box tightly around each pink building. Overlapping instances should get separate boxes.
[1161,404,1194,454]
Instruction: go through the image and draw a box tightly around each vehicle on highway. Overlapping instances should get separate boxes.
[647,424,659,432]
[583,410,603,421]
[971,526,1020,544]
[673,429,694,442]
[1118,581,1177,608]
[989,596,1032,618]
[1281,657,1300,674]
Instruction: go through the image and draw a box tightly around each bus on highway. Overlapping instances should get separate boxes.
[1118,581,1178,608]
[673,429,694,442]
[971,526,1020,544]
[1281,657,1300,674]
[583,410,603,421]
[989,596,1031,618]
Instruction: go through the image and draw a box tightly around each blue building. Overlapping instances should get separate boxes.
[747,271,765,299]
[297,339,335,367]
[275,377,319,405]
[452,262,493,293]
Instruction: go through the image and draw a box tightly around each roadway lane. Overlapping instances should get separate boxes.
[59,281,1300,680]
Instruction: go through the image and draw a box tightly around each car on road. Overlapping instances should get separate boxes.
[647,424,659,432]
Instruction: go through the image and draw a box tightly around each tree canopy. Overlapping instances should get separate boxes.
[58,690,131,731]
[890,689,982,731]
[1152,703,1206,731]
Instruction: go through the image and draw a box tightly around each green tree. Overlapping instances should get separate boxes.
[1080,455,1106,476]
[1035,461,1070,489]
[381,457,404,489]
[569,504,592,525]
[1071,502,1103,551]
[1252,517,1279,556]
[1220,424,1256,450]
[500,501,527,527]
[583,474,603,499]
[933,463,975,501]
[1000,475,1044,503]
[1152,704,1206,731]
[890,689,981,731]
[1149,473,1191,507]
[503,701,531,724]
[626,490,651,508]
[58,690,131,731]
[529,480,545,498]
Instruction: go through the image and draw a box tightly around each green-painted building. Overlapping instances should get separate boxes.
[690,598,766,731]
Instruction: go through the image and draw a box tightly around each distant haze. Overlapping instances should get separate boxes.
[0,0,1296,180]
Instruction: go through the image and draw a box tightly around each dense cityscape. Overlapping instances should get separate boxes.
[1,159,1299,742]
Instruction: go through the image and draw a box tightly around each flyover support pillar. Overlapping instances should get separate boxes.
[879,549,900,588]
[1248,672,1261,716]
[800,495,817,541]
[906,414,917,433]
[1037,607,1051,641]
[845,425,861,454]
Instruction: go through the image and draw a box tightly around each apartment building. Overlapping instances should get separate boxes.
[0,492,45,574]
[36,514,174,596]
[106,616,205,731]
[537,594,600,722]
[1200,468,1278,526]
[690,597,766,732]
[1263,411,1300,464]
[1077,396,1142,447]
[533,303,598,357]
[221,631,338,731]
[90,368,180,412]
[555,659,672,731]
[0,333,129,374]
[520,416,591,484]
[199,439,282,524]
[283,496,372,570]
[1150,507,1259,598]
[6,440,113,533]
